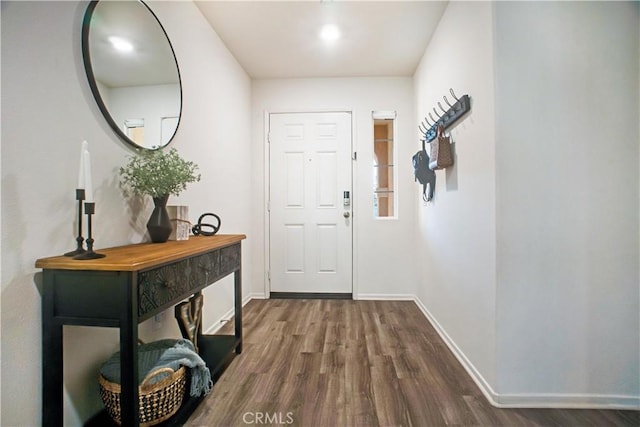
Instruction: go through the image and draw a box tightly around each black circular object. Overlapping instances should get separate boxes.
[192,213,221,236]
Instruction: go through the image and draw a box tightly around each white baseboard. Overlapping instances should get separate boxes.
[494,393,640,409]
[202,293,259,335]
[411,296,501,406]
[356,293,415,301]
[412,295,640,410]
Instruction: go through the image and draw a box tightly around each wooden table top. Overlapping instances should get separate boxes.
[35,234,246,272]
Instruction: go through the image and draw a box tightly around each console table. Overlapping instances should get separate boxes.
[35,234,246,427]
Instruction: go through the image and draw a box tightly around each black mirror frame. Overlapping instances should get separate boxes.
[81,0,183,151]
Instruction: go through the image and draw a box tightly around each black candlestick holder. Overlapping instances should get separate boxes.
[64,189,87,256]
[73,202,105,260]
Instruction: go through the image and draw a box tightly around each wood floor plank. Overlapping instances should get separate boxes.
[398,377,448,427]
[344,306,380,426]
[186,299,639,427]
[369,354,411,427]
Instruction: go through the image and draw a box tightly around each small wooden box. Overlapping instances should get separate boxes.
[167,206,190,241]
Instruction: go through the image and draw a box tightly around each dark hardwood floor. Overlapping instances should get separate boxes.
[186,299,638,427]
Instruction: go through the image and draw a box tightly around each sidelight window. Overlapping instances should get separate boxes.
[372,111,397,218]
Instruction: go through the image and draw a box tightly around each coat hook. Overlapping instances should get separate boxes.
[424,117,433,127]
[450,88,460,102]
[418,123,427,133]
[433,107,442,118]
[438,101,447,114]
[443,95,454,108]
[429,112,438,124]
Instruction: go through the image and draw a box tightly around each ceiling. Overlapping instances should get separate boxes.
[194,1,448,79]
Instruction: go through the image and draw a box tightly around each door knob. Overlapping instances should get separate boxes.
[343,211,351,218]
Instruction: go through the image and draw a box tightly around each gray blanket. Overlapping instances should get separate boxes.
[100,339,212,397]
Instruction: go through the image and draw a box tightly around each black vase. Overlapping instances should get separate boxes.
[147,194,172,243]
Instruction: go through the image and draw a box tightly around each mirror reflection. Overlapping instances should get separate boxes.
[82,0,182,150]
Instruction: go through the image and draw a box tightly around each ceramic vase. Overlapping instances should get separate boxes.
[147,194,172,243]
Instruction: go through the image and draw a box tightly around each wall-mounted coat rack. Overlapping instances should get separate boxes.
[419,88,471,143]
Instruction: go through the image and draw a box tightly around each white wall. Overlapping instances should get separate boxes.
[494,1,639,406]
[413,0,497,392]
[414,0,639,409]
[251,78,417,299]
[1,1,252,425]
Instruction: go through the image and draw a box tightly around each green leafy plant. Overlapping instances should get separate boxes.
[119,148,201,198]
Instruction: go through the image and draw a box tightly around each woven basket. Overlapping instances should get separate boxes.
[99,366,187,426]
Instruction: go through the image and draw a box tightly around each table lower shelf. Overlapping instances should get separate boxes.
[85,335,241,427]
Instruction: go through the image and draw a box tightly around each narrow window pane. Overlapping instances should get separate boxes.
[372,113,396,218]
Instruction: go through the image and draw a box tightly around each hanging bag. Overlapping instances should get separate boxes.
[429,124,453,170]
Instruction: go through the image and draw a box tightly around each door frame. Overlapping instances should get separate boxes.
[263,109,359,299]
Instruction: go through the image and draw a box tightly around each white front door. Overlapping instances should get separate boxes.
[269,112,353,295]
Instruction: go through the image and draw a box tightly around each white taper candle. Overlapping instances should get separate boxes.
[83,149,94,202]
[77,140,88,189]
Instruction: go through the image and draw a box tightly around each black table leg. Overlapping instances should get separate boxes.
[234,268,243,354]
[119,281,139,426]
[42,273,63,427]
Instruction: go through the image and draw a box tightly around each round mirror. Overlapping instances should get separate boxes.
[82,0,182,150]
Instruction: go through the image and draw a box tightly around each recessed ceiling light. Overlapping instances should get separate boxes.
[319,24,340,42]
[108,36,134,53]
